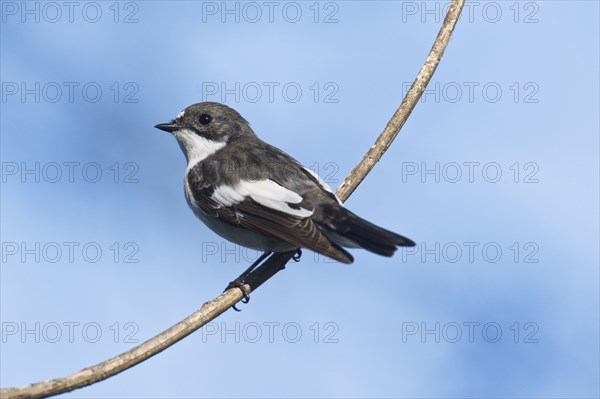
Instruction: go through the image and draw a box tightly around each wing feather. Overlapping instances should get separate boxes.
[192,180,353,264]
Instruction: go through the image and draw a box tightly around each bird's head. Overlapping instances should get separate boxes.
[155,102,254,163]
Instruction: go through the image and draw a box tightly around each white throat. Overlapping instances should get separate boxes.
[174,128,226,169]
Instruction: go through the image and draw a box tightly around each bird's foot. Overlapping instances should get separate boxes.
[224,278,251,312]
[223,251,273,311]
[292,249,302,262]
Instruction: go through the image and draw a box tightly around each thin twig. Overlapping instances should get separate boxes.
[0,2,464,398]
[336,0,464,201]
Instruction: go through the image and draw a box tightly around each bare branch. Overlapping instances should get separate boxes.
[0,288,249,399]
[0,2,464,398]
[336,0,464,201]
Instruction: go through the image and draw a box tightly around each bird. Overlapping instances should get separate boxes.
[155,102,415,270]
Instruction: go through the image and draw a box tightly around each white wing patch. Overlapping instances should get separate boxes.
[212,179,313,218]
[212,184,245,206]
[303,167,343,205]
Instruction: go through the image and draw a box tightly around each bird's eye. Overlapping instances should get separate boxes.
[199,113,212,125]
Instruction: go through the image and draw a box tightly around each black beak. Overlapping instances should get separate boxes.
[154,121,181,133]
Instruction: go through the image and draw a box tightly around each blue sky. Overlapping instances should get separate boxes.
[1,1,599,398]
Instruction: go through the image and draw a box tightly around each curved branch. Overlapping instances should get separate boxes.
[336,0,464,201]
[1,2,464,398]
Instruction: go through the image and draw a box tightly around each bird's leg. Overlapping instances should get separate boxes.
[224,251,273,311]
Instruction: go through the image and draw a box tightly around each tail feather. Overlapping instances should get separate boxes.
[326,242,354,264]
[324,207,415,257]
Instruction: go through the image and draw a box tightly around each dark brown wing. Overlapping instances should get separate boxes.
[193,187,353,264]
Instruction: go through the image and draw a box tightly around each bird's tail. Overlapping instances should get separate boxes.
[324,208,416,257]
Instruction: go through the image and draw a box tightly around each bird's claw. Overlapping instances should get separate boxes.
[292,249,302,262]
[222,250,272,311]
[224,280,250,312]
